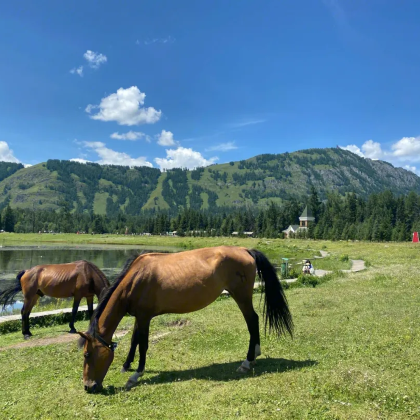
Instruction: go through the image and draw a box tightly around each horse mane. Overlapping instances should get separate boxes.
[87,261,110,289]
[78,252,149,348]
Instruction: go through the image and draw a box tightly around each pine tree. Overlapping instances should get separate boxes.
[3,205,14,232]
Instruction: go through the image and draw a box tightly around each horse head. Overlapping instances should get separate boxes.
[77,331,115,392]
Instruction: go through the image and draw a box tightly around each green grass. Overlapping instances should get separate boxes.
[0,237,420,418]
[93,192,109,215]
[142,172,170,211]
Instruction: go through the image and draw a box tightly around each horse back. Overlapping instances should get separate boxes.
[126,246,256,315]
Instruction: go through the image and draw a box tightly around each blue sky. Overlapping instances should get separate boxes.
[1,0,420,173]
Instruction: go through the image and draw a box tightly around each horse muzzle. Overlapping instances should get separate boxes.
[84,381,102,393]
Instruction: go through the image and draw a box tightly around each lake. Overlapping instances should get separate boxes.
[0,242,180,314]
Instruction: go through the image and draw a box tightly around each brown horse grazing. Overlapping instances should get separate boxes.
[0,260,110,338]
[77,246,294,392]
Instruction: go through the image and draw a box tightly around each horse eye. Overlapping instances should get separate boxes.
[84,352,90,358]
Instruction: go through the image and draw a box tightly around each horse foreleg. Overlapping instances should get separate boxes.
[86,296,94,319]
[69,297,81,333]
[125,318,150,390]
[121,320,139,373]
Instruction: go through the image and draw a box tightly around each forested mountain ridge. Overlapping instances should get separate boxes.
[0,148,419,216]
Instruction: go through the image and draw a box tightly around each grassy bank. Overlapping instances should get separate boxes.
[0,239,419,418]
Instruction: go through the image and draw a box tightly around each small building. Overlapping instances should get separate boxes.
[299,206,315,228]
[282,206,315,238]
[282,225,300,239]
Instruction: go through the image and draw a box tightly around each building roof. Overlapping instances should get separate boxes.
[300,205,313,218]
[282,225,300,233]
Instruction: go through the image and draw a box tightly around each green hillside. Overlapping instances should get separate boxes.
[0,148,419,215]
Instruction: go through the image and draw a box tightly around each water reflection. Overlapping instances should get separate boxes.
[0,244,178,314]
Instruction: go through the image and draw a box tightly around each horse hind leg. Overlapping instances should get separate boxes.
[121,320,139,373]
[230,292,261,373]
[21,294,39,339]
[126,317,151,390]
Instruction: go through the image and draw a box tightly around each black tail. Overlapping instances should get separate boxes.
[0,270,25,311]
[247,249,294,338]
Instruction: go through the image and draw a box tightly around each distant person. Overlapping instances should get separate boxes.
[302,260,313,274]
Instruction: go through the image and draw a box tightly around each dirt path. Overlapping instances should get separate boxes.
[314,259,366,277]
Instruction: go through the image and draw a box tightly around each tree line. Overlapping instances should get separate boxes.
[1,188,420,241]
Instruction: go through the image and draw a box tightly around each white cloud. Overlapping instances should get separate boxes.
[205,141,238,152]
[83,50,107,69]
[340,144,364,157]
[156,130,177,146]
[70,66,84,77]
[154,147,218,170]
[340,140,383,160]
[340,135,420,176]
[391,136,420,160]
[403,164,419,175]
[110,131,150,142]
[0,141,20,163]
[70,158,90,164]
[86,86,161,126]
[83,141,152,167]
[361,140,383,160]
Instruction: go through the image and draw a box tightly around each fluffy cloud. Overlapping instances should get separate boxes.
[391,137,420,160]
[340,144,364,157]
[403,164,419,175]
[70,158,90,164]
[340,140,383,160]
[154,147,218,170]
[361,140,383,160]
[83,50,107,69]
[0,141,20,163]
[205,142,238,152]
[156,130,176,146]
[340,135,420,176]
[82,141,152,167]
[110,131,150,142]
[70,66,83,77]
[86,86,161,126]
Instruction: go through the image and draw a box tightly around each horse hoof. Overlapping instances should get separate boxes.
[236,365,250,373]
[125,380,137,391]
[69,329,77,334]
[121,367,128,373]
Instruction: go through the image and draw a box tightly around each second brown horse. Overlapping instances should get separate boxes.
[0,260,110,338]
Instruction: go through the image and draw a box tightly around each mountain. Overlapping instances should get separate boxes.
[0,148,419,215]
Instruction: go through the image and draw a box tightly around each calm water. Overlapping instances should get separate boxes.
[0,243,179,314]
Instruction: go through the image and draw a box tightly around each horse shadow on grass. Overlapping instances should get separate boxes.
[100,357,317,395]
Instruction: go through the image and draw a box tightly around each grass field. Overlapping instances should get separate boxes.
[0,235,419,419]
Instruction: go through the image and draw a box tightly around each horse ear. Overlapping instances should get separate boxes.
[77,331,92,348]
[77,331,90,340]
